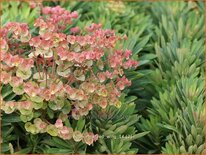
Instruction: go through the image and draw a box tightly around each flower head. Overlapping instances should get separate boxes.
[73,131,83,142]
[55,119,63,129]
[58,126,73,140]
[1,71,11,84]
[83,132,98,145]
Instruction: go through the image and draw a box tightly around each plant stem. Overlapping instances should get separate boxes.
[42,54,48,88]
[45,68,48,88]
[52,50,56,78]
[33,50,42,79]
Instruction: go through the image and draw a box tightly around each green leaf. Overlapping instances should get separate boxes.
[62,100,71,114]
[1,85,13,98]
[123,131,150,142]
[140,54,157,61]
[14,147,32,154]
[44,148,72,154]
[16,68,32,80]
[125,96,137,104]
[52,137,72,149]
[76,119,85,132]
[132,35,151,56]
[20,113,33,122]
[1,143,10,153]
[47,125,58,137]
[47,108,54,119]
[157,123,182,135]
[2,113,21,123]
[114,125,128,134]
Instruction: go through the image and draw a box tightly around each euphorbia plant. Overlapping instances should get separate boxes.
[0,5,137,146]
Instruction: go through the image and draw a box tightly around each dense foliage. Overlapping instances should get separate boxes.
[0,1,205,154]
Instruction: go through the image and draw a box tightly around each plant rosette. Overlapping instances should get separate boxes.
[0,5,138,146]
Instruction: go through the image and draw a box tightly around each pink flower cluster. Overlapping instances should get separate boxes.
[2,100,32,114]
[34,6,78,33]
[4,22,31,42]
[24,118,98,145]
[0,5,138,145]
